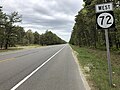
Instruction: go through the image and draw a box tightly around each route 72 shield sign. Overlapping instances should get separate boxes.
[95,3,115,29]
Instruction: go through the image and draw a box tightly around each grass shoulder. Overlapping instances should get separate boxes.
[0,44,42,53]
[71,45,120,90]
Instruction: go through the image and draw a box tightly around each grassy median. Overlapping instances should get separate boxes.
[71,45,120,90]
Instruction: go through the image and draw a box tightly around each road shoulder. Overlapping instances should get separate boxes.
[69,45,91,90]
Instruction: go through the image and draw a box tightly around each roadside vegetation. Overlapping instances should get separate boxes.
[0,8,66,50]
[69,0,120,89]
[0,44,42,53]
[70,0,120,50]
[71,45,120,90]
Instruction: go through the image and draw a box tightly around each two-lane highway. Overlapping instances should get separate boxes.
[0,44,86,90]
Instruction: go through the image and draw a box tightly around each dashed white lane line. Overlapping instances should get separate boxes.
[10,45,66,90]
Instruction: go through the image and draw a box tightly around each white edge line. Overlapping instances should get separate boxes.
[11,45,66,90]
[69,45,91,90]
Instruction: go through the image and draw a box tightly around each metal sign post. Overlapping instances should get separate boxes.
[95,2,115,87]
[105,29,112,86]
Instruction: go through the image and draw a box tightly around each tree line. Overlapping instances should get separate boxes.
[0,8,66,49]
[70,0,120,50]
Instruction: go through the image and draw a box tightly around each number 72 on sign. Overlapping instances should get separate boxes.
[96,11,114,29]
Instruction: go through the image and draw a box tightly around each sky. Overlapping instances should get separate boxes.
[1,0,83,42]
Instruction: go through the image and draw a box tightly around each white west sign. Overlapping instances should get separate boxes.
[96,3,113,13]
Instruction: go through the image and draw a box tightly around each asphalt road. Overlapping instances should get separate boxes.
[0,44,86,90]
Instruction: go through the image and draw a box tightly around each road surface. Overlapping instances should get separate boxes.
[0,44,86,90]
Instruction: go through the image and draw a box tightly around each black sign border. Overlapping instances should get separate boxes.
[96,11,115,29]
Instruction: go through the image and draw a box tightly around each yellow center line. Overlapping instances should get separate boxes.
[0,58,16,63]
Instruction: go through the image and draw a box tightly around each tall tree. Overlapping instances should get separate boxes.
[13,26,25,45]
[40,30,66,45]
[33,31,40,44]
[0,8,5,49]
[25,30,34,44]
[70,0,120,49]
[3,12,22,49]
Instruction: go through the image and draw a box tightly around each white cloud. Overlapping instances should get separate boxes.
[1,0,83,41]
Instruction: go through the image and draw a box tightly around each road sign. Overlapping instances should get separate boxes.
[95,3,113,13]
[96,2,114,87]
[96,3,115,29]
[96,11,115,29]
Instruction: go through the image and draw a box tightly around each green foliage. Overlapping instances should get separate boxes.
[0,8,66,49]
[34,31,40,44]
[0,9,22,49]
[13,26,25,45]
[71,45,120,90]
[70,0,120,50]
[40,30,66,45]
[0,9,66,49]
[25,30,34,44]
